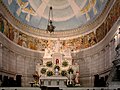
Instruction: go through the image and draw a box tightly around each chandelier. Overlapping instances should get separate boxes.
[46,6,55,33]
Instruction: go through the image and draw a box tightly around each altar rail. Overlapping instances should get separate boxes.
[60,87,120,90]
[0,87,120,90]
[0,87,41,90]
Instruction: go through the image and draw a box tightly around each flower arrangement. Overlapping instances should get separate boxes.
[61,70,67,76]
[68,68,74,74]
[46,61,53,67]
[62,61,68,67]
[40,68,46,74]
[47,70,53,76]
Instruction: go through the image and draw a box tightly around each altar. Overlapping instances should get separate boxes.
[34,39,80,87]
[40,76,68,87]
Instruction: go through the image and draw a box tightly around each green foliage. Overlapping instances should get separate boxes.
[62,61,68,67]
[46,61,53,67]
[68,68,74,74]
[41,68,46,74]
[47,70,53,76]
[61,70,67,76]
[54,65,60,71]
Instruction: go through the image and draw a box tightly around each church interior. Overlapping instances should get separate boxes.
[0,0,120,90]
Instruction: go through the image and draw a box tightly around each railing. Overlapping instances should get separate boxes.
[0,87,120,90]
[0,87,41,90]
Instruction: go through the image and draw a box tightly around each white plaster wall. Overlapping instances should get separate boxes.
[73,44,116,87]
[73,19,120,86]
[0,48,43,86]
[0,34,44,86]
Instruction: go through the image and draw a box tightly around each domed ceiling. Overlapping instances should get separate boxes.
[2,0,107,31]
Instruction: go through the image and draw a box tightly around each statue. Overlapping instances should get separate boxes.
[63,48,71,57]
[33,71,39,86]
[36,63,41,76]
[75,71,80,84]
[43,40,53,58]
[53,39,62,53]
[44,48,52,58]
[56,59,59,64]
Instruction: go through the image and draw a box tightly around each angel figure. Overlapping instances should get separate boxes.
[81,0,96,21]
[16,0,29,16]
[22,7,37,22]
[8,0,13,5]
[75,71,80,84]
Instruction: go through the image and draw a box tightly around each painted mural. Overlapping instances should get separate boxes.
[2,0,108,30]
[0,16,97,51]
[0,0,120,52]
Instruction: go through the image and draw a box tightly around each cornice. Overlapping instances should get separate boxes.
[0,0,115,39]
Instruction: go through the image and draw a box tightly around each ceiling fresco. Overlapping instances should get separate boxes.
[2,0,107,31]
